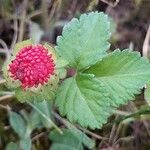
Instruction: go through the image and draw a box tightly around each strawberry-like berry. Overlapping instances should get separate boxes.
[9,45,55,88]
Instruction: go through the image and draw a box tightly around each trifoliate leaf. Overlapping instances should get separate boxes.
[85,49,150,106]
[55,12,112,70]
[55,75,113,129]
[56,49,150,129]
[49,128,95,150]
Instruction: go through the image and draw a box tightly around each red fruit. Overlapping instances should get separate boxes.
[9,45,55,88]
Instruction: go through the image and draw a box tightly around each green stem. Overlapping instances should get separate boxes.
[28,102,63,134]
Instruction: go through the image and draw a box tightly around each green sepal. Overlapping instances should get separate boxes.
[15,73,59,102]
[13,39,33,55]
[2,40,59,102]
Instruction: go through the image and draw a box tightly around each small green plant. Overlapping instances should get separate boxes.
[2,12,150,131]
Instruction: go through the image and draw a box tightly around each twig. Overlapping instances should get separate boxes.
[32,131,48,141]
[18,0,28,42]
[0,104,11,110]
[27,10,42,19]
[113,110,130,116]
[142,25,150,57]
[77,125,108,140]
[0,95,14,102]
[41,0,49,30]
[0,48,10,59]
[127,102,150,138]
[109,115,119,145]
[47,0,59,25]
[100,0,120,7]
[0,79,6,84]
[113,136,134,146]
[0,39,8,50]
[53,112,107,140]
[10,20,18,50]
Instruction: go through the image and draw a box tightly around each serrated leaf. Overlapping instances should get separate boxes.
[20,137,32,150]
[49,128,95,150]
[55,75,113,129]
[55,12,111,70]
[6,142,19,150]
[9,111,27,138]
[85,49,150,106]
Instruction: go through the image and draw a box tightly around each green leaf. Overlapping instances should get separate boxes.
[55,75,113,129]
[9,111,26,138]
[56,49,150,129]
[56,12,111,70]
[49,128,95,150]
[6,142,19,150]
[31,101,53,128]
[28,101,62,134]
[20,137,32,150]
[85,49,150,106]
[144,83,150,105]
[27,110,41,131]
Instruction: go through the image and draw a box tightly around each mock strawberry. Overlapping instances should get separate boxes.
[8,45,55,89]
[2,40,60,102]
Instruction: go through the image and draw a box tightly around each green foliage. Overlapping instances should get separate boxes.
[6,142,19,150]
[55,12,150,129]
[3,11,150,132]
[9,111,27,138]
[29,101,62,133]
[55,75,113,128]
[85,50,150,106]
[56,12,112,70]
[49,128,95,150]
[31,101,53,128]
[20,137,32,150]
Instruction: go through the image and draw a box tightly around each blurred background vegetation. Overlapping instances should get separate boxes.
[0,0,150,150]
